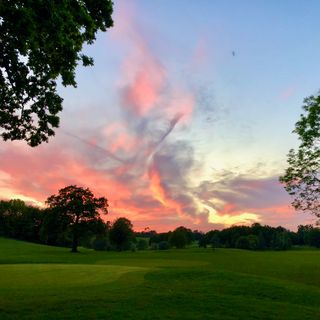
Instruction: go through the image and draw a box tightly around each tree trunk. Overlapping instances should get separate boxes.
[71,232,78,253]
[71,216,79,253]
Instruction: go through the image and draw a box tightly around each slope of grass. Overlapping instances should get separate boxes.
[0,237,320,319]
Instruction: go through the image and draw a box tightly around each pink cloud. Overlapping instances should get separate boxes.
[121,62,166,116]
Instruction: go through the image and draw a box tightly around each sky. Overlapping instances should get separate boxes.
[1,0,320,231]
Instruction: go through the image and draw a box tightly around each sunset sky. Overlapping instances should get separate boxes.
[1,0,320,231]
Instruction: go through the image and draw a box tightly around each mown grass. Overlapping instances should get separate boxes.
[1,237,320,319]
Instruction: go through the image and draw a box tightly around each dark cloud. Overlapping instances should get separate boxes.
[196,173,292,212]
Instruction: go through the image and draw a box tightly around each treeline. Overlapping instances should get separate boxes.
[0,199,134,251]
[139,224,320,251]
[1,199,320,251]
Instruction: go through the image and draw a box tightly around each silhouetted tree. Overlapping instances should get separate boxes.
[137,239,148,250]
[0,199,42,242]
[169,227,188,249]
[46,185,108,252]
[297,224,314,245]
[271,230,292,250]
[40,207,71,246]
[210,233,221,249]
[158,241,170,250]
[109,217,134,251]
[198,235,207,248]
[309,228,320,248]
[0,1,113,145]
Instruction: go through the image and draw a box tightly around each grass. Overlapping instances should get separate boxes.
[1,237,320,319]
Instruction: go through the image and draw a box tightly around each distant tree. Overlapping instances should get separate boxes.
[192,230,204,242]
[0,199,42,242]
[198,235,207,248]
[158,241,170,250]
[109,217,134,251]
[149,232,170,245]
[137,238,148,250]
[297,225,313,245]
[135,230,157,238]
[271,231,292,250]
[169,227,188,249]
[280,92,320,220]
[257,232,267,250]
[46,185,108,252]
[0,1,113,146]
[235,236,250,250]
[235,235,259,250]
[210,233,221,249]
[309,228,320,248]
[176,226,193,244]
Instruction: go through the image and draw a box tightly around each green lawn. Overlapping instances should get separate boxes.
[1,237,320,319]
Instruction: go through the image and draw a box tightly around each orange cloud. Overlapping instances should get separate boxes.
[148,160,195,223]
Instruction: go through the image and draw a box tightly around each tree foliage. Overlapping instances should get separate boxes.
[46,185,108,252]
[280,93,320,219]
[109,217,134,251]
[0,199,42,241]
[169,227,189,249]
[0,1,113,146]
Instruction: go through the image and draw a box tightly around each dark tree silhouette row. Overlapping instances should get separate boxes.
[1,189,320,252]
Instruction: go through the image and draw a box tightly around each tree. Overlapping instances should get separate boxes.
[109,217,134,251]
[0,1,113,146]
[271,231,292,250]
[46,185,108,252]
[0,199,42,242]
[280,93,320,219]
[137,238,148,250]
[169,227,188,249]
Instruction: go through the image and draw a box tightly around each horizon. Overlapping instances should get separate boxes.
[1,0,320,232]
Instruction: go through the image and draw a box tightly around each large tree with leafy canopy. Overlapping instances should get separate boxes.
[280,92,320,220]
[0,1,113,146]
[46,185,108,252]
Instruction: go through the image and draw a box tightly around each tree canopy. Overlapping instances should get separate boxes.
[280,92,320,220]
[109,217,134,251]
[46,185,108,252]
[0,1,113,146]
